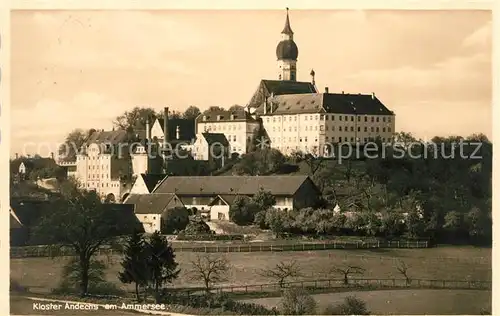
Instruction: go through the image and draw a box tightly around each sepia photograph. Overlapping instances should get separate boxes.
[8,6,493,315]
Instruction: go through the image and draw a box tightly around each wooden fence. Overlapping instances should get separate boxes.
[202,277,492,296]
[10,240,429,258]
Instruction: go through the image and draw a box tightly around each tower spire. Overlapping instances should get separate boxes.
[282,7,294,36]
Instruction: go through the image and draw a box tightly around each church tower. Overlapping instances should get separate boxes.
[276,8,298,81]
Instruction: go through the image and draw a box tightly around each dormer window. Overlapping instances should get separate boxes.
[230,114,235,120]
[203,115,207,121]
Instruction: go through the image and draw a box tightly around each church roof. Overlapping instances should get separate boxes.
[253,92,394,116]
[247,80,317,108]
[281,8,294,35]
[86,130,129,145]
[276,40,298,60]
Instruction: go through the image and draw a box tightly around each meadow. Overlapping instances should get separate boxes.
[243,289,492,315]
[10,246,491,294]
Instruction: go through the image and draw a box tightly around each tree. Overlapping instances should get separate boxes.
[265,208,294,238]
[206,106,226,112]
[31,179,127,296]
[183,219,212,235]
[187,254,230,293]
[325,296,370,315]
[113,107,157,132]
[182,106,201,119]
[330,265,365,285]
[252,188,276,211]
[259,260,302,288]
[233,148,286,176]
[228,104,244,112]
[280,287,317,315]
[229,196,259,225]
[58,129,91,162]
[395,259,411,286]
[145,232,180,303]
[161,207,189,234]
[118,230,149,301]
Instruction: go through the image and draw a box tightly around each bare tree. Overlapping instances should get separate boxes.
[395,259,411,286]
[330,265,365,285]
[259,260,303,288]
[187,254,230,293]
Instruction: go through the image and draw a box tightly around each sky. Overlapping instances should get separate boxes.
[10,9,492,157]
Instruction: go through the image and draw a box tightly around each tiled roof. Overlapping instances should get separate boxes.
[201,133,230,146]
[254,92,394,116]
[154,175,311,196]
[209,194,238,206]
[155,118,196,141]
[248,80,317,108]
[125,193,180,214]
[86,130,129,145]
[196,108,256,123]
[140,174,167,192]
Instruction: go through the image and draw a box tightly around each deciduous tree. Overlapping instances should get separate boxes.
[187,254,230,292]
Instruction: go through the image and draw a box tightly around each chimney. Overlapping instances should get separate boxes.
[342,91,344,94]
[15,153,18,159]
[372,92,376,100]
[146,118,151,141]
[310,69,316,86]
[264,98,267,115]
[176,126,180,140]
[50,152,54,160]
[325,87,329,94]
[164,107,169,142]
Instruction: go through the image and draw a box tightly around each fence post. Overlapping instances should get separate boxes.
[302,244,305,251]
[407,241,410,248]
[442,280,446,288]
[245,286,248,293]
[270,245,273,252]
[334,241,336,249]
[216,246,218,252]
[398,241,400,248]
[356,242,359,249]
[324,243,326,250]
[260,245,262,252]
[328,280,331,288]
[238,245,241,252]
[377,241,380,248]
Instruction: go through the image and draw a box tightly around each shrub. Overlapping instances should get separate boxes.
[229,196,260,225]
[183,219,212,235]
[324,296,370,315]
[280,287,317,315]
[162,207,190,234]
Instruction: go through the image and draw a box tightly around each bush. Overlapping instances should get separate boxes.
[229,196,260,225]
[324,296,370,315]
[162,207,190,234]
[280,287,317,315]
[183,219,212,235]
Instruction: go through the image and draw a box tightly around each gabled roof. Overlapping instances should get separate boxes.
[86,130,129,145]
[253,92,394,116]
[124,193,181,214]
[10,208,23,229]
[154,175,312,196]
[201,133,230,146]
[154,118,196,141]
[248,80,317,108]
[139,174,167,193]
[208,194,238,206]
[196,108,257,123]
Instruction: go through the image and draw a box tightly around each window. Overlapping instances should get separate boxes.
[284,117,286,122]
[315,115,318,120]
[315,126,318,131]
[332,115,335,121]
[358,127,361,132]
[273,117,275,122]
[320,125,324,131]
[351,116,354,122]
[332,126,335,131]
[382,138,386,142]
[376,127,379,132]
[233,135,237,141]
[371,117,374,122]
[383,117,386,122]
[350,126,354,132]
[305,116,308,121]
[388,127,392,132]
[371,127,374,132]
[266,118,270,123]
[339,126,342,132]
[294,126,297,131]
[310,115,313,120]
[388,117,392,122]
[325,115,329,120]
[305,126,308,131]
[339,116,342,121]
[278,117,281,122]
[305,137,308,142]
[364,127,368,132]
[357,116,361,121]
[350,137,354,142]
[338,137,342,142]
[376,117,379,122]
[325,126,328,131]
[364,138,367,142]
[344,116,348,120]
[289,127,292,132]
[295,116,297,121]
[364,116,367,122]
[382,127,386,132]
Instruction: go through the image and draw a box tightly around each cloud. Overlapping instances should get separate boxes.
[11,92,131,155]
[31,11,209,73]
[462,21,491,49]
[346,52,490,97]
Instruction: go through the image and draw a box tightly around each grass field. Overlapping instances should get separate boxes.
[242,289,492,315]
[10,246,491,295]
